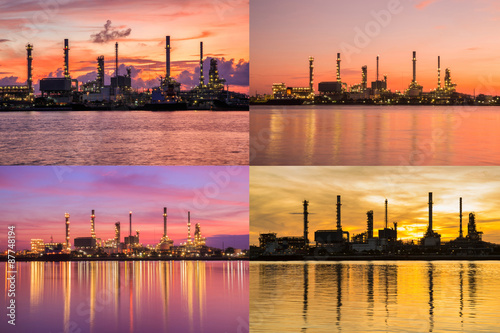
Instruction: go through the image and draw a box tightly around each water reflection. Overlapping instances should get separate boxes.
[250,105,500,165]
[1,261,248,333]
[250,261,500,333]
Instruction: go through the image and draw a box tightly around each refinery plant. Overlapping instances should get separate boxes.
[251,51,496,105]
[19,207,245,260]
[0,36,248,111]
[250,192,500,260]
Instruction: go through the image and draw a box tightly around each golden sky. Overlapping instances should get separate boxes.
[250,166,500,245]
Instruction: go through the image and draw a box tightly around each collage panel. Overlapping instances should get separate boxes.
[0,0,249,166]
[249,166,500,332]
[0,166,249,332]
[250,0,500,166]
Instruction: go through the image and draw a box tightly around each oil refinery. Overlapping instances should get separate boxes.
[0,36,248,111]
[252,51,496,105]
[251,192,500,259]
[20,207,245,260]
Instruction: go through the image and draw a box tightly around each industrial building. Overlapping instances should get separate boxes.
[158,207,174,251]
[39,39,79,104]
[252,192,497,259]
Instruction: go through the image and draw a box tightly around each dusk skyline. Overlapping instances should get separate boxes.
[250,0,500,96]
[0,0,249,93]
[250,166,500,245]
[0,166,249,250]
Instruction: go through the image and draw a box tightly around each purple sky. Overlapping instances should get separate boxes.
[0,166,249,250]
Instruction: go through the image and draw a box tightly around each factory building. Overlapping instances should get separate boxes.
[30,239,45,253]
[65,212,71,252]
[40,39,79,104]
[370,55,387,94]
[74,237,97,251]
[158,207,174,251]
[406,51,423,97]
[421,192,441,247]
[0,44,34,105]
[314,196,350,252]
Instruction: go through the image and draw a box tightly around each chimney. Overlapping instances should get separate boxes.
[163,207,167,238]
[412,51,416,83]
[303,200,309,250]
[64,39,69,79]
[428,192,433,233]
[90,210,96,239]
[336,53,341,83]
[309,56,314,93]
[129,211,132,237]
[385,199,388,229]
[376,55,379,82]
[65,213,70,251]
[459,197,463,238]
[115,42,119,78]
[367,210,373,239]
[199,42,204,87]
[166,36,171,79]
[26,44,33,95]
[437,56,441,88]
[188,211,191,244]
[336,195,342,231]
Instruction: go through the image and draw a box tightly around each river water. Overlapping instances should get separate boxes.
[250,261,500,332]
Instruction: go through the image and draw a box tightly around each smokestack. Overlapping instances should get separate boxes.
[64,39,69,79]
[303,200,309,250]
[376,55,379,82]
[336,53,341,83]
[26,44,33,95]
[115,42,119,78]
[199,42,204,87]
[336,195,342,231]
[65,213,70,251]
[166,36,171,80]
[361,65,367,91]
[129,211,132,237]
[90,210,96,239]
[437,56,441,88]
[309,56,314,93]
[367,210,373,239]
[459,197,463,238]
[385,199,388,229]
[115,222,120,244]
[187,211,192,244]
[97,56,105,88]
[163,207,167,238]
[412,51,416,83]
[428,192,433,233]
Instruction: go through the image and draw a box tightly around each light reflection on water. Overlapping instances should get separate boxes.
[0,111,248,165]
[1,260,248,333]
[250,261,500,332]
[250,105,500,165]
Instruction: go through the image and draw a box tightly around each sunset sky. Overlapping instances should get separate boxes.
[250,167,500,245]
[0,166,249,251]
[251,0,500,96]
[0,0,249,93]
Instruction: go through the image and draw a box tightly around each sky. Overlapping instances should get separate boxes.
[0,166,249,251]
[250,166,500,245]
[0,0,249,93]
[250,0,500,96]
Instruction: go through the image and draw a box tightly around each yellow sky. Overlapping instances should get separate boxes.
[250,166,500,245]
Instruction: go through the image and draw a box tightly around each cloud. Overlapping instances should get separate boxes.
[174,57,249,89]
[175,31,214,41]
[47,68,64,78]
[0,76,23,85]
[90,20,132,43]
[415,0,440,10]
[0,39,9,43]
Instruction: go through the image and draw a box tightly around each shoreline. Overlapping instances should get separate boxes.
[251,255,500,261]
[0,257,249,262]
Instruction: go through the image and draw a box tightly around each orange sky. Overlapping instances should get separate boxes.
[250,166,500,245]
[250,0,500,96]
[0,0,249,93]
